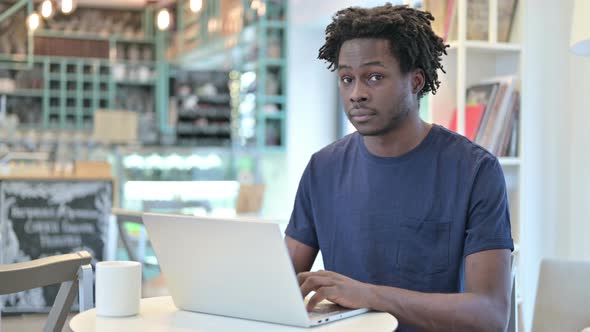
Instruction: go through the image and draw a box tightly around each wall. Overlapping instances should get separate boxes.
[285,23,338,208]
[519,1,590,326]
[568,37,590,259]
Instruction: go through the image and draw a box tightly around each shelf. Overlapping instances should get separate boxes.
[82,92,109,98]
[114,80,156,86]
[242,58,286,71]
[0,53,30,62]
[261,95,286,104]
[498,157,520,167]
[89,75,111,81]
[48,74,110,81]
[178,109,232,119]
[0,89,44,97]
[34,30,154,44]
[176,123,231,135]
[260,112,285,120]
[111,60,156,66]
[448,41,521,54]
[63,107,81,114]
[197,94,231,104]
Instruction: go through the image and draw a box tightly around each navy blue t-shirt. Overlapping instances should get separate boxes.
[285,125,513,328]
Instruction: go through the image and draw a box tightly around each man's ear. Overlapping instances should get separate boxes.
[411,68,426,95]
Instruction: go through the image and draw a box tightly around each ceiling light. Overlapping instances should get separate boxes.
[257,2,266,16]
[27,13,41,31]
[40,0,54,18]
[60,0,75,14]
[190,0,203,13]
[157,8,171,31]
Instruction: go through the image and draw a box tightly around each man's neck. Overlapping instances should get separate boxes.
[362,114,432,158]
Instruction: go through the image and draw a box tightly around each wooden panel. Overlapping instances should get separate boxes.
[33,37,109,58]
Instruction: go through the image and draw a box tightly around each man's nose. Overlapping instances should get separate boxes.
[349,82,368,103]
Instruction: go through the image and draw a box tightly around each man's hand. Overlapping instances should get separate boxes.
[297,270,374,311]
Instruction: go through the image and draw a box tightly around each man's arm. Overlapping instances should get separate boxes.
[286,236,318,274]
[299,249,512,332]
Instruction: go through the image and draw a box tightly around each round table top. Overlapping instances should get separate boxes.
[70,296,398,332]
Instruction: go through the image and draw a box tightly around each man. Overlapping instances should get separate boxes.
[285,4,514,332]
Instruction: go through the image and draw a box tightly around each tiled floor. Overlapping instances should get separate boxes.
[1,275,168,332]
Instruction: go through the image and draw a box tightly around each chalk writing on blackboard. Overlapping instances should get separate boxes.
[1,180,112,312]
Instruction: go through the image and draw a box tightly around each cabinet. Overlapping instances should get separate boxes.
[170,70,232,147]
[0,4,161,143]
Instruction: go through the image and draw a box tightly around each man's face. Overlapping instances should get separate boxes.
[337,38,418,136]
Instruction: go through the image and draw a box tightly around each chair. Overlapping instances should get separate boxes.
[111,208,167,298]
[506,251,519,332]
[111,208,148,266]
[0,251,93,332]
[531,258,590,332]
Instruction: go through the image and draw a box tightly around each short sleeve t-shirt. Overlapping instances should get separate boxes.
[286,124,514,294]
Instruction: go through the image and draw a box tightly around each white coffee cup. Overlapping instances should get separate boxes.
[96,261,141,317]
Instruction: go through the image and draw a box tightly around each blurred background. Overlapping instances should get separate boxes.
[0,0,589,331]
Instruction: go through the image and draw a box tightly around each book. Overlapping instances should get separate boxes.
[444,0,457,42]
[443,0,457,42]
[423,0,449,39]
[447,82,499,141]
[497,91,519,156]
[471,76,519,155]
[467,0,489,41]
[498,0,519,42]
[448,104,485,141]
[437,0,518,42]
[507,107,519,157]
[475,76,514,147]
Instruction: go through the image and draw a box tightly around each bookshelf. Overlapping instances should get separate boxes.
[423,0,523,329]
[0,4,161,142]
[172,0,288,152]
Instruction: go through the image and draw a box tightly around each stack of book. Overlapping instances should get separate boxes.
[424,0,519,42]
[448,76,519,157]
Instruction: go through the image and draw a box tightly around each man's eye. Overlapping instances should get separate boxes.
[369,74,383,82]
[341,76,353,84]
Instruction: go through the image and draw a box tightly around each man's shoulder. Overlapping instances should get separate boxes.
[312,132,358,162]
[433,125,498,167]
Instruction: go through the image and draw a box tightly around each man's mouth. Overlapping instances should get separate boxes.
[350,109,376,122]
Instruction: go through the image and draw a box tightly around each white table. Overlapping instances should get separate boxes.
[70,296,398,332]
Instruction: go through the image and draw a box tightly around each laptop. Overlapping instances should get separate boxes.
[142,212,369,327]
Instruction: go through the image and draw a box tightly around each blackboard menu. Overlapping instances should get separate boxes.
[0,180,112,312]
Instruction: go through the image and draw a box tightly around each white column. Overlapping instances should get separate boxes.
[285,14,338,206]
[521,0,574,330]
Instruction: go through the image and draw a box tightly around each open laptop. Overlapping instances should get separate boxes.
[142,212,369,327]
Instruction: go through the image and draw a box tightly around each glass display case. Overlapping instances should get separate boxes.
[114,147,258,216]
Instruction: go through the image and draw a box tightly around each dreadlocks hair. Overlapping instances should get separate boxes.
[318,4,448,98]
